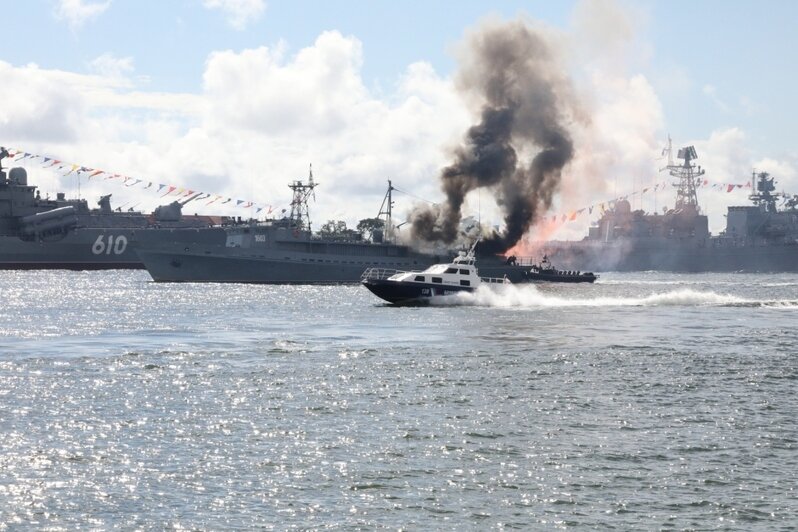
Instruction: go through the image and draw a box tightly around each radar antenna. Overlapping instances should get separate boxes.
[664,144,704,214]
[749,171,782,213]
[288,165,318,231]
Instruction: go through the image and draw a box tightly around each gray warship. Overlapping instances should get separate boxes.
[0,147,225,269]
[135,175,452,283]
[541,145,798,272]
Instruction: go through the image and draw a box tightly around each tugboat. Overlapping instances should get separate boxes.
[521,255,597,283]
[361,240,509,305]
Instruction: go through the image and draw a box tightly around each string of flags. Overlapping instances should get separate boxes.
[5,147,754,227]
[4,147,275,215]
[545,178,752,226]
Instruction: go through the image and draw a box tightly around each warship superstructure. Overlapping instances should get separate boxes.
[0,147,224,269]
[135,175,451,283]
[542,144,798,272]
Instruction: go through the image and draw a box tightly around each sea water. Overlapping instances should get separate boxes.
[1,270,796,529]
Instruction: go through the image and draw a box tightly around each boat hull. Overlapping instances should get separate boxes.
[521,271,597,283]
[362,278,473,304]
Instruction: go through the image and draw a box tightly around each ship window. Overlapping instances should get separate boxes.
[459,269,469,275]
[432,277,442,283]
[445,267,458,274]
[415,275,425,282]
[460,280,470,287]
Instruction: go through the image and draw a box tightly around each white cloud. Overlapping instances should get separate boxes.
[203,32,368,135]
[703,84,730,113]
[0,61,88,143]
[203,0,265,30]
[89,53,135,84]
[54,0,111,31]
[0,32,467,226]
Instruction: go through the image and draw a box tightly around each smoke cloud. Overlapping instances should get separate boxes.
[410,18,581,254]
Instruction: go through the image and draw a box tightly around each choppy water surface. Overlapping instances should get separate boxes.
[1,270,797,529]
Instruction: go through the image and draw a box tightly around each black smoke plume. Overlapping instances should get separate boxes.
[411,19,578,254]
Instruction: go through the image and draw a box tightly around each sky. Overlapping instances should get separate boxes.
[2,0,798,240]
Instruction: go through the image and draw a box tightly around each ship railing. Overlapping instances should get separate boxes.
[361,267,405,281]
[501,256,541,267]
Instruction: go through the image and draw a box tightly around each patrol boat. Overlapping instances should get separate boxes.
[361,240,509,305]
[521,255,597,283]
[0,147,224,269]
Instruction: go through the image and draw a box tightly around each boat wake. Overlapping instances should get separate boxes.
[430,285,798,309]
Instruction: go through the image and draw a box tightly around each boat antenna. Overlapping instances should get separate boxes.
[377,179,395,242]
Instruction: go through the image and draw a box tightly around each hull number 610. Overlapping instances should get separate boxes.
[92,234,128,255]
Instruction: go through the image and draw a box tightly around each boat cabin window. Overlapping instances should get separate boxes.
[445,267,458,274]
[459,269,469,275]
[414,275,425,282]
[432,277,442,284]
[423,264,448,274]
[460,280,470,287]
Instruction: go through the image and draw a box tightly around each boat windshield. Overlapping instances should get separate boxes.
[422,264,451,274]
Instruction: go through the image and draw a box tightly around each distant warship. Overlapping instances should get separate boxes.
[0,147,225,269]
[135,174,452,283]
[542,144,798,272]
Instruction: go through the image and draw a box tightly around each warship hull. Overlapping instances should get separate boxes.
[0,228,143,270]
[543,238,798,273]
[133,224,447,284]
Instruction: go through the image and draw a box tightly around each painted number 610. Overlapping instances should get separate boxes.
[92,234,128,255]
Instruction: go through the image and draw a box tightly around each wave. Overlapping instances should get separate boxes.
[430,285,798,309]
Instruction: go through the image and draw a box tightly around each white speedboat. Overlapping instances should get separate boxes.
[361,241,508,305]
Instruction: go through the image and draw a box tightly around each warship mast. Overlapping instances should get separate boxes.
[666,145,705,214]
[377,180,395,243]
[748,171,781,213]
[288,164,317,231]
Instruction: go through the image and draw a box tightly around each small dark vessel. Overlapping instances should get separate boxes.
[361,241,508,305]
[522,255,597,283]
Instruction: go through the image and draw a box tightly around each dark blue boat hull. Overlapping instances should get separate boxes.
[362,278,473,304]
[521,271,597,283]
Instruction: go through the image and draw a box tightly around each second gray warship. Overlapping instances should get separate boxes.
[541,145,798,272]
[135,176,454,283]
[0,147,226,269]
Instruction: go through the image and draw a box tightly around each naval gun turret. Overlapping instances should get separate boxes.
[98,194,114,214]
[153,193,203,222]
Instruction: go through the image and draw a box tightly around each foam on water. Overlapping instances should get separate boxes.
[432,284,798,308]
